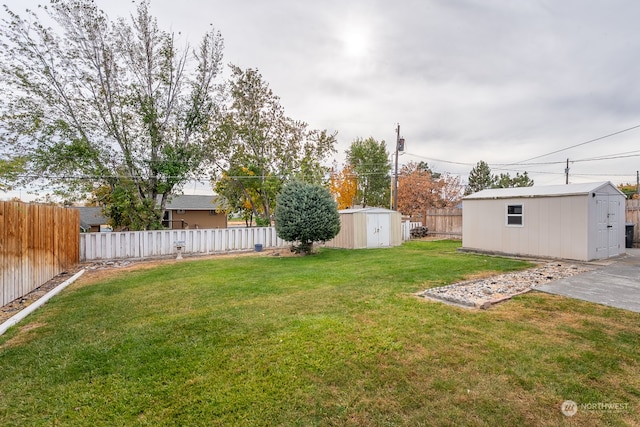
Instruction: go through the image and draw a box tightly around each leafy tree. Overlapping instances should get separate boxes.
[329,163,357,209]
[345,137,390,207]
[0,157,26,192]
[465,160,494,195]
[0,0,224,229]
[617,183,639,199]
[87,175,187,230]
[214,164,279,226]
[212,66,336,224]
[465,161,534,194]
[397,161,462,216]
[440,174,464,206]
[415,161,441,179]
[494,171,534,188]
[275,181,340,255]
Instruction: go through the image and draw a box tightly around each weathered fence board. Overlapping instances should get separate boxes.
[422,208,463,237]
[0,201,79,307]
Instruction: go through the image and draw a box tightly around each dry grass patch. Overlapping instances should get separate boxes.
[0,322,47,350]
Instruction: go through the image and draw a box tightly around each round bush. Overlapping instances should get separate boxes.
[275,182,340,254]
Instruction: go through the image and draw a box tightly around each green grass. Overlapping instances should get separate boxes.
[1,240,638,426]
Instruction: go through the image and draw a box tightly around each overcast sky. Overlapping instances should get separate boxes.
[3,0,640,199]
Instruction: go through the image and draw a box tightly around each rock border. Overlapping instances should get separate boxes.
[417,262,595,309]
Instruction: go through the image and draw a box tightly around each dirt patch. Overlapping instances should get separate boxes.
[0,322,48,349]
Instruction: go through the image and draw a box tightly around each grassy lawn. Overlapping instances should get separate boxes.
[0,240,638,426]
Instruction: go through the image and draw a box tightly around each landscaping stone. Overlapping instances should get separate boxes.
[419,262,594,309]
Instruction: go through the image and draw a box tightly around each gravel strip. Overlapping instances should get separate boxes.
[0,261,133,324]
[419,262,595,309]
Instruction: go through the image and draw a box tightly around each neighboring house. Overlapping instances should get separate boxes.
[325,207,402,249]
[462,182,626,261]
[162,195,227,229]
[76,195,227,231]
[77,207,112,232]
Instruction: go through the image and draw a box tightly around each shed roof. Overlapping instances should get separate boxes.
[338,207,397,214]
[464,181,624,200]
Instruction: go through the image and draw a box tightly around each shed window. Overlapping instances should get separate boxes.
[176,209,186,214]
[506,204,523,226]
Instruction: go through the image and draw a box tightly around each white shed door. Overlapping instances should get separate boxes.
[595,195,621,258]
[366,214,390,248]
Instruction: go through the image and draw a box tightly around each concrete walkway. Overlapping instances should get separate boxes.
[534,249,640,313]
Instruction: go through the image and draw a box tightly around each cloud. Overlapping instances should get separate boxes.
[3,0,640,193]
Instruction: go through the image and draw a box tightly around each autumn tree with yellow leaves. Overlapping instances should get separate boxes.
[329,164,358,209]
[618,183,640,199]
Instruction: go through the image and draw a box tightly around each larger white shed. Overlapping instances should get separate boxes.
[462,182,626,261]
[325,207,402,249]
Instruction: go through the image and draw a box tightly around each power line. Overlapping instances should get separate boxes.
[404,152,476,167]
[570,172,636,177]
[573,152,640,163]
[509,123,640,164]
[504,152,640,166]
[9,136,640,186]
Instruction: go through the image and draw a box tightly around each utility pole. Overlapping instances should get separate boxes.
[636,170,639,196]
[565,158,570,184]
[393,124,405,211]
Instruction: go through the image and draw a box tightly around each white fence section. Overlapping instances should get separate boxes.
[80,222,417,262]
[403,221,422,240]
[79,227,288,262]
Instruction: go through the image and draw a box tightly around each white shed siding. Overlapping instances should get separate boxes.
[463,195,589,260]
[462,182,625,261]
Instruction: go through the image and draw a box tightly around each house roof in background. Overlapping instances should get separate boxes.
[164,195,225,210]
[74,195,223,226]
[75,206,108,229]
[463,182,624,200]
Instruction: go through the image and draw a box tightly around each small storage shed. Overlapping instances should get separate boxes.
[462,182,626,261]
[325,207,402,249]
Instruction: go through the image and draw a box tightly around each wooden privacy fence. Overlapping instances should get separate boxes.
[421,208,462,237]
[80,227,288,261]
[0,201,79,307]
[626,199,640,247]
